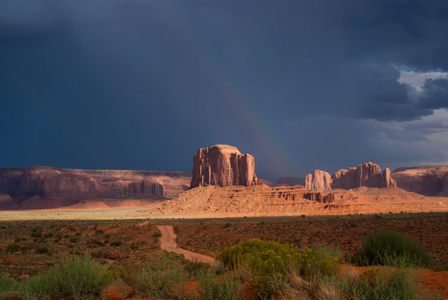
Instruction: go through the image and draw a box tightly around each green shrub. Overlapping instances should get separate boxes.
[110,241,122,247]
[118,253,185,298]
[0,277,20,292]
[152,231,162,238]
[217,238,338,299]
[35,246,49,254]
[197,268,240,300]
[5,244,20,254]
[91,249,104,259]
[22,256,112,299]
[353,231,433,267]
[184,260,210,279]
[345,268,437,300]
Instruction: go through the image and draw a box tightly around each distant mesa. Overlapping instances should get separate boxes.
[190,144,262,188]
[391,165,448,196]
[305,162,396,192]
[0,167,191,210]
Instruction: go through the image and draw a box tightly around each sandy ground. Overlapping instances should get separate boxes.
[0,205,159,220]
[157,225,215,264]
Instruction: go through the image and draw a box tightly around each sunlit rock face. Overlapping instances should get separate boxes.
[305,162,396,192]
[190,145,262,188]
[305,170,332,192]
[391,165,448,196]
[332,162,396,189]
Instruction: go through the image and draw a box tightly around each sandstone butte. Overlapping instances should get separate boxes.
[305,162,396,192]
[0,167,191,210]
[146,146,448,217]
[190,144,263,188]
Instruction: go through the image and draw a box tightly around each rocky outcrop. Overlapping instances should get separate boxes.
[391,165,448,196]
[331,162,396,190]
[304,192,335,203]
[0,167,191,209]
[305,170,332,191]
[305,162,396,191]
[381,168,395,188]
[148,183,446,216]
[191,145,262,188]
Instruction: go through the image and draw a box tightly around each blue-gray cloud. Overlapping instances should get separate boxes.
[1,0,447,180]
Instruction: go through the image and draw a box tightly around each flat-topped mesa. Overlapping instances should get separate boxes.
[305,169,332,192]
[190,145,262,188]
[331,162,396,189]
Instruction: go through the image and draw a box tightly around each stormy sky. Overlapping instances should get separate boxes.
[1,0,447,181]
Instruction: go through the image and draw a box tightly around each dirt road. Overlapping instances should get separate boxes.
[156,225,215,264]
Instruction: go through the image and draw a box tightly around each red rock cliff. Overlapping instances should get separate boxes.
[391,165,448,196]
[191,145,262,188]
[305,162,396,191]
[0,167,191,209]
[305,170,332,191]
[332,162,396,189]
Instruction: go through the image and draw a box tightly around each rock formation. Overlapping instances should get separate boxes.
[305,170,332,191]
[331,162,397,189]
[305,162,396,191]
[391,165,448,196]
[190,145,262,188]
[304,192,335,203]
[0,167,191,209]
[148,184,447,216]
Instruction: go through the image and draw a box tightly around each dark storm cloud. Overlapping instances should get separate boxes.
[419,79,448,110]
[0,0,447,180]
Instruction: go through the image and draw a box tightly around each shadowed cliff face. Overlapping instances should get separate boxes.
[391,166,448,196]
[0,167,191,209]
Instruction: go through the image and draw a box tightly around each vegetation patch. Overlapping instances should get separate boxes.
[353,230,433,267]
[217,238,338,299]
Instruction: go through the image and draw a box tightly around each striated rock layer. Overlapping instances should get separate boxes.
[0,167,191,209]
[191,145,262,188]
[146,185,448,217]
[391,165,448,196]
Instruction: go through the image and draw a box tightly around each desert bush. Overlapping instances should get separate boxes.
[217,238,338,299]
[118,253,185,298]
[30,231,42,238]
[340,268,439,300]
[5,244,20,254]
[22,256,112,299]
[196,268,241,300]
[35,246,49,254]
[183,260,210,279]
[110,241,122,247]
[353,231,433,267]
[91,249,104,259]
[0,277,20,292]
[152,231,162,238]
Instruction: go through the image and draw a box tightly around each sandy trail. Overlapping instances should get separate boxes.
[156,225,215,264]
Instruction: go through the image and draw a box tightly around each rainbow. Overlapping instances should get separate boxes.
[151,3,300,178]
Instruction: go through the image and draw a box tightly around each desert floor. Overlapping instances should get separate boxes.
[1,210,448,298]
